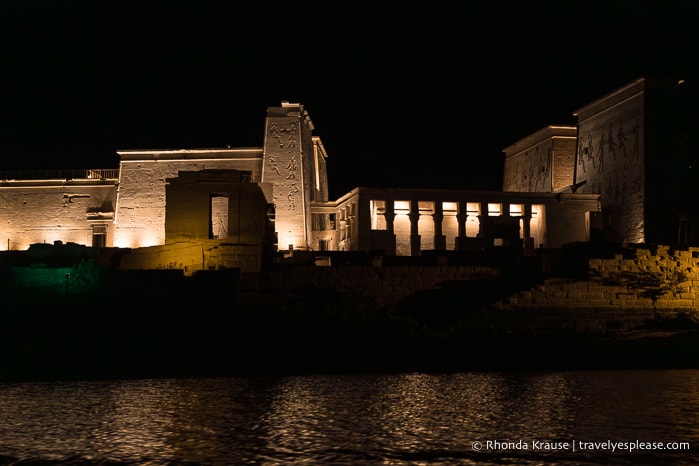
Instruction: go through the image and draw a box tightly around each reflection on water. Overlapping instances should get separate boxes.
[0,371,697,465]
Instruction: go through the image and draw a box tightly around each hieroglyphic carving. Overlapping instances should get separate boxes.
[286,183,299,210]
[268,121,299,181]
[576,106,642,196]
[504,145,551,192]
[267,154,281,175]
[270,122,297,149]
[575,104,645,240]
[285,155,297,179]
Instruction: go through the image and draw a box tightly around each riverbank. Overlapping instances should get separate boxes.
[1,286,698,383]
[2,242,699,382]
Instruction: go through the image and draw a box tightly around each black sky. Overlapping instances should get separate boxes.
[1,1,697,199]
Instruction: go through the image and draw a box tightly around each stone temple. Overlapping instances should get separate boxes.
[0,78,695,273]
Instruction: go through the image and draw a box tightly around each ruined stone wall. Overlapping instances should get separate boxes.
[114,157,261,248]
[164,170,270,245]
[495,245,699,331]
[118,241,262,274]
[0,183,117,250]
[239,263,499,310]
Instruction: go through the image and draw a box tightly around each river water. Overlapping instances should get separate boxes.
[0,370,696,465]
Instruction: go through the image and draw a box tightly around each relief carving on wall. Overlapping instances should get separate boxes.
[286,183,299,210]
[575,107,643,207]
[268,154,281,175]
[270,122,297,149]
[505,145,551,192]
[285,155,297,179]
[269,121,299,181]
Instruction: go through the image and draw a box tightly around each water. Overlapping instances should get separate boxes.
[0,370,697,465]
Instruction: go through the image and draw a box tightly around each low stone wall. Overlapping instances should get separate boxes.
[494,245,699,330]
[238,264,499,310]
[118,241,262,274]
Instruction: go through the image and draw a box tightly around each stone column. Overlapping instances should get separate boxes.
[385,199,395,234]
[478,201,490,238]
[433,202,446,251]
[455,200,467,251]
[409,200,420,256]
[383,198,397,255]
[522,204,533,254]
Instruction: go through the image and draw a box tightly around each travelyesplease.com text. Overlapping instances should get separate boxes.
[472,439,690,453]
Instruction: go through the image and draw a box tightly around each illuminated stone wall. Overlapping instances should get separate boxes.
[118,241,262,274]
[164,170,270,246]
[262,102,328,251]
[502,126,576,193]
[336,187,600,256]
[114,149,263,248]
[573,79,645,243]
[0,181,117,250]
[496,245,699,330]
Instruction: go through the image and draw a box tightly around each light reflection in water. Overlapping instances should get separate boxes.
[0,371,697,465]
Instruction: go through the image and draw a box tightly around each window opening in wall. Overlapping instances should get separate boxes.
[370,200,387,230]
[92,225,107,248]
[312,213,327,231]
[318,239,329,251]
[210,194,229,240]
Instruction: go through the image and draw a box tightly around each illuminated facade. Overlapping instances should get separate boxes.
[11,92,672,269]
[505,77,698,245]
[0,102,329,266]
[321,187,599,255]
[0,170,119,251]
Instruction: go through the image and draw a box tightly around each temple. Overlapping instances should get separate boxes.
[0,78,695,273]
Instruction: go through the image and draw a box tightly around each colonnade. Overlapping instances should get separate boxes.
[369,199,541,256]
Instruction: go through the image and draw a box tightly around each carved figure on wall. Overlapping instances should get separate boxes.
[617,118,628,159]
[607,121,617,161]
[270,121,298,149]
[214,212,227,239]
[270,124,284,148]
[287,125,296,148]
[285,155,297,179]
[578,131,594,174]
[539,149,551,191]
[631,115,641,160]
[596,132,606,174]
[287,183,299,210]
[268,154,281,175]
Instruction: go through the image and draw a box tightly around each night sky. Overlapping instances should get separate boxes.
[1,1,697,199]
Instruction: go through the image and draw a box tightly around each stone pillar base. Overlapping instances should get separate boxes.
[434,234,447,251]
[410,234,421,256]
